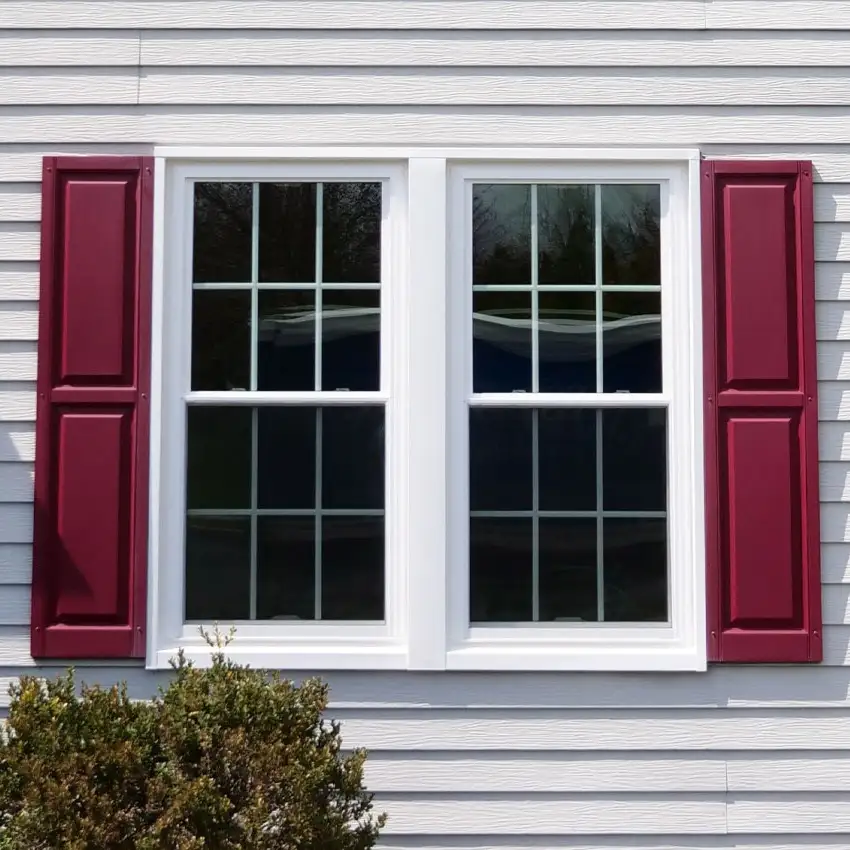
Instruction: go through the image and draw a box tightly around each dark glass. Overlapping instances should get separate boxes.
[470,408,532,511]
[322,407,384,510]
[602,292,661,393]
[256,517,315,620]
[191,290,250,390]
[603,518,668,622]
[539,518,598,622]
[470,518,532,622]
[257,289,315,391]
[257,406,316,510]
[193,182,252,283]
[538,184,594,285]
[473,291,531,392]
[538,408,596,511]
[323,183,382,283]
[321,289,380,391]
[538,290,596,393]
[186,407,251,510]
[185,517,251,620]
[258,183,316,283]
[603,408,667,511]
[322,517,384,620]
[472,184,531,285]
[602,184,661,286]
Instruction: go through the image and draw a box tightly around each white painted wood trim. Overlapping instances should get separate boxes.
[444,157,705,672]
[149,156,410,670]
[154,146,702,163]
[405,157,448,670]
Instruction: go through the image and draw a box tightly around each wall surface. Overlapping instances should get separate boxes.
[1,1,850,846]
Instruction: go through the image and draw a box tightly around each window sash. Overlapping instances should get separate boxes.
[445,160,704,666]
[151,160,408,666]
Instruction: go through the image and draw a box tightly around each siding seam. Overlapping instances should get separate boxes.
[136,30,141,105]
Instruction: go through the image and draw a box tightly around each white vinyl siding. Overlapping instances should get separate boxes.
[0,2,849,845]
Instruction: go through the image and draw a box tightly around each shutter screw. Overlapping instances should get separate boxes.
[813,630,820,637]
[141,393,147,400]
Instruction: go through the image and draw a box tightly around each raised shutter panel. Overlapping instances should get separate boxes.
[703,160,822,663]
[31,157,153,659]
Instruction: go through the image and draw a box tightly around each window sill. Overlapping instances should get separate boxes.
[446,632,707,672]
[149,639,409,671]
[149,637,706,672]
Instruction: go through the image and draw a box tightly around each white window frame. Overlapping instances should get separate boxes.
[148,147,705,672]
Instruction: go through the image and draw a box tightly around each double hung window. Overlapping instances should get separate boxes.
[151,151,703,671]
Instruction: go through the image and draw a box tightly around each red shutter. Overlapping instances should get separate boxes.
[31,157,153,659]
[703,160,822,663]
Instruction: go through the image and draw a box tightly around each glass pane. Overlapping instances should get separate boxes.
[321,289,380,392]
[257,406,316,510]
[539,518,598,622]
[472,184,531,285]
[186,407,251,510]
[603,408,667,512]
[538,184,594,285]
[257,289,315,391]
[538,408,596,511]
[322,407,384,510]
[473,291,531,392]
[322,517,384,620]
[185,517,251,620]
[470,408,532,511]
[193,182,252,283]
[470,518,532,622]
[603,518,668,622]
[191,290,250,391]
[258,183,316,283]
[256,517,315,620]
[602,291,661,393]
[538,290,596,393]
[323,183,382,283]
[602,185,661,286]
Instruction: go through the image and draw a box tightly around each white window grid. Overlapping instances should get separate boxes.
[467,182,666,624]
[188,181,386,622]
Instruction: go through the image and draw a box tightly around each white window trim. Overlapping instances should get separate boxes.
[444,161,705,671]
[148,147,705,672]
[149,158,410,670]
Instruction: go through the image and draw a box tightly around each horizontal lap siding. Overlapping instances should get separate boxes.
[2,7,850,848]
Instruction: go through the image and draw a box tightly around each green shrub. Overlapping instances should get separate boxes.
[0,629,385,850]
